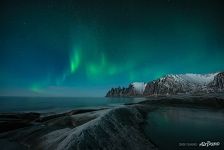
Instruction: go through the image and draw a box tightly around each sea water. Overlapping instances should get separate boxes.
[144,107,224,150]
[0,96,145,113]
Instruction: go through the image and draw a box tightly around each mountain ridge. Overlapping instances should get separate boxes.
[106,72,224,97]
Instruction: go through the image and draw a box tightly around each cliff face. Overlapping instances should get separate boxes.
[106,72,224,97]
[208,72,224,90]
[143,76,185,95]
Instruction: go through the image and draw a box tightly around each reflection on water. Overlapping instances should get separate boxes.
[144,107,224,150]
[0,97,145,112]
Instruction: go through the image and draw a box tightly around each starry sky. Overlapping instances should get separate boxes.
[0,0,224,97]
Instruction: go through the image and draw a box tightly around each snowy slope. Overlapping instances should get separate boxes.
[131,82,147,94]
[143,72,220,95]
[166,73,218,85]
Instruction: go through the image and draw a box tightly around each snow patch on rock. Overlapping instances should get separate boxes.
[131,82,147,94]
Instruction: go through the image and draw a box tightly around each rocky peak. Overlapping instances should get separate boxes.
[209,72,224,90]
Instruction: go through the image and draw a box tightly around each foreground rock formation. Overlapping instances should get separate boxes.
[0,106,157,150]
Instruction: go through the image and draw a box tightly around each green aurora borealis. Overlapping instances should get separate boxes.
[0,0,224,96]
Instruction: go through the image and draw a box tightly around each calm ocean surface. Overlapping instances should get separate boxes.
[0,96,145,113]
[144,107,224,150]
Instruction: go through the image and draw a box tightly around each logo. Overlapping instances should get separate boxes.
[199,141,220,147]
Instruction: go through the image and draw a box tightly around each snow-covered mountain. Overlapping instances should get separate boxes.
[106,82,147,97]
[143,73,219,95]
[106,72,224,97]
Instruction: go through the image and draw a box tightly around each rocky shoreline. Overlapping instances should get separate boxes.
[0,95,224,150]
[0,105,158,150]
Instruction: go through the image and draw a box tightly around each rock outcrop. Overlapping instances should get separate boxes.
[0,106,157,150]
[38,106,157,150]
[106,82,146,97]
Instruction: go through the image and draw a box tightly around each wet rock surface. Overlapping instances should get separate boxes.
[0,106,157,150]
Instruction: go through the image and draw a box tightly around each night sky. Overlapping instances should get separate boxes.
[1,0,224,97]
